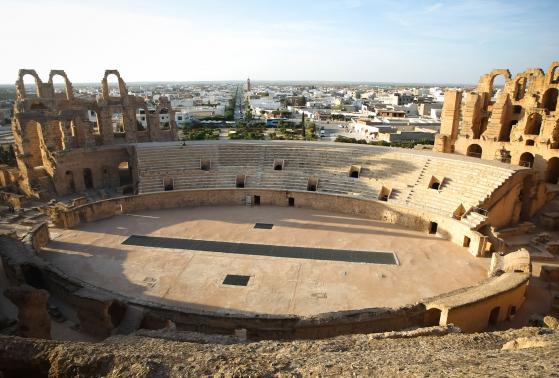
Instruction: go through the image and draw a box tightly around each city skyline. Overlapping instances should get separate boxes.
[1,0,558,84]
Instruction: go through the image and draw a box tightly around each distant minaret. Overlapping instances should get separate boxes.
[247,78,251,92]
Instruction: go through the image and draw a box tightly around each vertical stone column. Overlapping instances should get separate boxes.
[434,90,462,153]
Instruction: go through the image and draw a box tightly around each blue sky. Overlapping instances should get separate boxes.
[1,0,558,84]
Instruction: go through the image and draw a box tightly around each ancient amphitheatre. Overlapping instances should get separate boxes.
[0,63,558,375]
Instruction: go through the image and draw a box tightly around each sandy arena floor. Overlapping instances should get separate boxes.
[42,206,489,316]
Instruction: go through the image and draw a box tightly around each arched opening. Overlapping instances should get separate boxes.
[490,74,506,100]
[159,108,170,130]
[525,113,542,135]
[428,176,441,190]
[525,139,535,146]
[136,108,147,131]
[87,110,100,134]
[378,186,391,201]
[467,144,482,158]
[488,306,500,326]
[519,152,534,168]
[163,177,174,191]
[542,88,558,112]
[273,159,284,171]
[499,120,516,142]
[65,170,75,193]
[22,74,40,98]
[424,308,441,326]
[118,161,132,186]
[235,174,246,188]
[429,221,438,234]
[83,168,94,189]
[106,73,121,97]
[546,157,559,184]
[349,165,361,178]
[307,176,319,191]
[551,65,559,84]
[51,74,68,96]
[507,305,517,320]
[112,112,125,134]
[514,77,528,101]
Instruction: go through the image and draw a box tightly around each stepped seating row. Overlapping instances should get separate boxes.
[135,142,519,220]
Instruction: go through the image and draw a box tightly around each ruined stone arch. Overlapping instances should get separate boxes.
[518,152,534,168]
[478,69,511,96]
[16,69,43,99]
[513,76,528,101]
[546,157,559,184]
[467,144,482,158]
[525,113,542,135]
[542,88,558,112]
[48,70,74,100]
[547,61,559,84]
[101,70,127,99]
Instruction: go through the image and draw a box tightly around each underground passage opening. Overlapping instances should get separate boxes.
[163,177,174,191]
[200,159,211,171]
[236,175,246,188]
[307,176,318,191]
[108,301,126,328]
[273,159,284,171]
[223,274,251,286]
[424,308,442,327]
[519,152,534,168]
[463,236,471,247]
[65,170,76,193]
[546,157,559,184]
[21,264,47,289]
[83,168,94,189]
[118,161,132,186]
[349,165,361,178]
[467,144,482,158]
[254,195,260,205]
[288,197,295,207]
[378,186,391,201]
[488,306,500,326]
[429,222,438,235]
[525,139,535,146]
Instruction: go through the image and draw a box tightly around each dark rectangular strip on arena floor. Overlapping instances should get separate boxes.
[223,275,250,286]
[123,235,397,265]
[254,223,274,229]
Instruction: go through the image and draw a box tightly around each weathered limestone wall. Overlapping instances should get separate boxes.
[11,69,179,198]
[435,62,559,189]
[428,273,529,333]
[51,146,132,196]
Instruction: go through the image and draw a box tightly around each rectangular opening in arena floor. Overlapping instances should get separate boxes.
[122,235,398,265]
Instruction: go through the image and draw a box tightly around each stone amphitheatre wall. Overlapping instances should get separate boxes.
[435,61,559,187]
[0,189,518,337]
[9,69,178,198]
[50,188,487,256]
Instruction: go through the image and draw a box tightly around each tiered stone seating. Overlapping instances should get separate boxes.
[404,158,513,219]
[135,141,520,225]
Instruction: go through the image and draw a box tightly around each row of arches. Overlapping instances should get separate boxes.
[467,144,559,184]
[18,70,126,100]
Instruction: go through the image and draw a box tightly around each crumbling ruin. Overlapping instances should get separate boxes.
[435,62,559,184]
[9,69,178,198]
